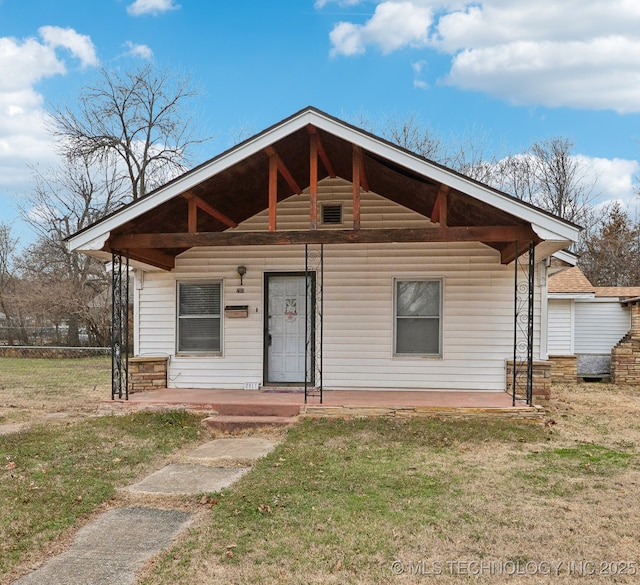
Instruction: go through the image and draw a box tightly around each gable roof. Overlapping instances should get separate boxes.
[67,106,580,270]
[548,266,595,294]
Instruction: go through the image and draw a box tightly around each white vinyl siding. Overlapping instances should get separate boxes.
[136,177,542,391]
[547,299,573,355]
[574,301,630,354]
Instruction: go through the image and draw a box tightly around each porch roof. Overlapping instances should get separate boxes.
[67,107,580,270]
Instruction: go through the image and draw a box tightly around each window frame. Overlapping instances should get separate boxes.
[393,278,443,357]
[176,279,223,356]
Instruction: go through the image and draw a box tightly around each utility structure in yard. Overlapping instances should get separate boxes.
[67,107,579,407]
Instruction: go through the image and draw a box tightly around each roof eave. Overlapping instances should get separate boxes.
[67,107,581,253]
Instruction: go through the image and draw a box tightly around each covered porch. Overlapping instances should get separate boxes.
[67,108,579,409]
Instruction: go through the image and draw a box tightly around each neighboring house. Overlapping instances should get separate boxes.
[67,107,579,403]
[547,265,640,379]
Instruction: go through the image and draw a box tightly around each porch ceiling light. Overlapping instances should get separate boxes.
[237,265,247,285]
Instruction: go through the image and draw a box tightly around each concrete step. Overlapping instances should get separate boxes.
[203,414,299,433]
[303,404,545,423]
[213,403,302,417]
[98,400,302,417]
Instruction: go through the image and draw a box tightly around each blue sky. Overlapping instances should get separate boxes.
[1,0,640,243]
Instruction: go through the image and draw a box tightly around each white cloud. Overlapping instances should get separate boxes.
[127,0,181,16]
[323,0,640,112]
[39,26,99,68]
[0,28,98,209]
[123,41,154,60]
[446,36,640,113]
[412,60,429,88]
[577,155,640,205]
[329,1,433,56]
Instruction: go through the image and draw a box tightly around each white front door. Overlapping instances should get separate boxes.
[266,274,312,383]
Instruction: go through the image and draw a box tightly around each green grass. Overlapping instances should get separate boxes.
[0,356,111,423]
[143,417,552,584]
[0,355,110,391]
[0,411,203,575]
[529,443,634,474]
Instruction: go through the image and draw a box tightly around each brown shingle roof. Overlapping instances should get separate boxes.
[548,266,594,294]
[595,287,640,298]
[548,266,640,298]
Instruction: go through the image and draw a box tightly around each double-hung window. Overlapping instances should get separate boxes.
[394,279,442,356]
[177,281,222,353]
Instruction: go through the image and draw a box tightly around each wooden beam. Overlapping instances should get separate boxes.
[310,132,318,230]
[499,241,520,265]
[308,125,335,177]
[187,196,197,233]
[359,149,369,192]
[268,153,278,232]
[122,249,176,271]
[111,225,539,250]
[264,146,302,195]
[431,184,449,225]
[352,145,362,231]
[183,193,237,228]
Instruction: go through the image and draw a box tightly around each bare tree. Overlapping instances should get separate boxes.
[527,138,597,226]
[578,202,640,286]
[47,64,209,202]
[17,158,121,345]
[14,64,211,345]
[0,223,18,343]
[378,113,445,162]
[361,112,501,182]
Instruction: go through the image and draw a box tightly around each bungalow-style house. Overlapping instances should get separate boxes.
[547,265,640,380]
[67,107,579,405]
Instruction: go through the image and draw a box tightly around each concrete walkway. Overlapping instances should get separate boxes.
[12,437,278,585]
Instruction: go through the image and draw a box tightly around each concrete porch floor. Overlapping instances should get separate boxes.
[99,387,541,422]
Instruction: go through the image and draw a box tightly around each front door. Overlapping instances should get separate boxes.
[265,274,313,384]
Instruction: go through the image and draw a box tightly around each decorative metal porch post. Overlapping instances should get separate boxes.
[111,250,130,400]
[305,244,323,403]
[511,241,535,406]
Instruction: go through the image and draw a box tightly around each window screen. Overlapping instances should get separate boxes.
[177,282,222,353]
[394,280,441,355]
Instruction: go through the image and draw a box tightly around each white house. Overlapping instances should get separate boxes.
[547,265,640,379]
[67,107,579,404]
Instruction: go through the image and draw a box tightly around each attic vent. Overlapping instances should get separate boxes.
[321,204,343,225]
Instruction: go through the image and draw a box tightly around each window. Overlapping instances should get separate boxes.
[177,281,222,353]
[394,279,441,356]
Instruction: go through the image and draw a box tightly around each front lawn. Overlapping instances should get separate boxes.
[0,411,204,582]
[0,356,111,424]
[139,384,640,584]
